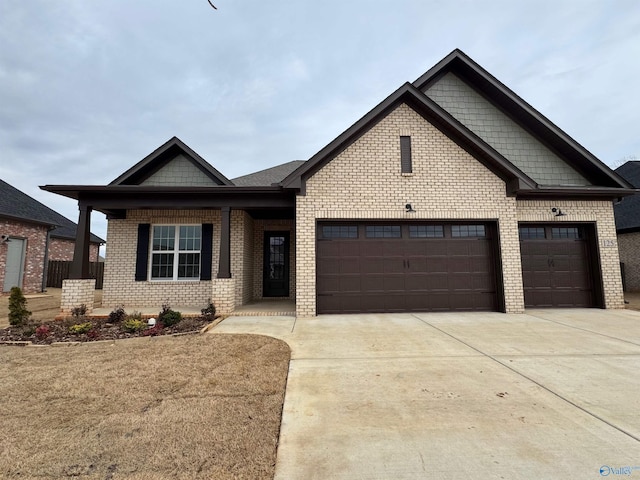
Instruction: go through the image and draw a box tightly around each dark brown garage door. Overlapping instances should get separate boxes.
[519,224,599,308]
[316,222,499,314]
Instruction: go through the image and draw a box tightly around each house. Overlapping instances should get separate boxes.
[613,161,640,291]
[0,179,105,294]
[42,50,634,316]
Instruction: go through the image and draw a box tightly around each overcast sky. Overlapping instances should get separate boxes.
[1,0,639,249]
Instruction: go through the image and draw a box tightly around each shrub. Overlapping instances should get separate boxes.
[108,305,126,324]
[69,322,93,335]
[158,302,182,327]
[71,304,87,319]
[122,318,146,333]
[201,300,216,320]
[35,325,51,339]
[141,322,164,337]
[8,287,31,326]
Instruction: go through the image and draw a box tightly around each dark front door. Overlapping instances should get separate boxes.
[263,232,290,297]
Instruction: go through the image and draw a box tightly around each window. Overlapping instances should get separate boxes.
[366,225,401,238]
[409,225,444,238]
[452,225,486,238]
[150,225,202,280]
[322,225,358,238]
[400,136,412,173]
[552,227,581,239]
[519,227,545,240]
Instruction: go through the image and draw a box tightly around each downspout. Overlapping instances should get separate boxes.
[42,226,55,292]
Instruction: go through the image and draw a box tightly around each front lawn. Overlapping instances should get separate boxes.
[0,334,291,479]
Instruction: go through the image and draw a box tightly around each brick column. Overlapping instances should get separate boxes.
[60,278,96,315]
[212,278,235,315]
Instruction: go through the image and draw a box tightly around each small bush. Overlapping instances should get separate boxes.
[71,304,87,319]
[69,322,93,335]
[108,305,126,324]
[201,301,216,320]
[8,287,31,326]
[35,325,51,339]
[158,302,182,327]
[127,311,143,321]
[122,318,146,333]
[141,322,164,337]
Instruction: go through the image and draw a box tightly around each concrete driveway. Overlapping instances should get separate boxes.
[212,310,640,479]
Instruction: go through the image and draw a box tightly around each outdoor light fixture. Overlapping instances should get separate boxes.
[551,208,567,217]
[0,234,9,244]
[405,203,416,213]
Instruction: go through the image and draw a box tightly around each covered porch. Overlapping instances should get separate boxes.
[41,184,297,317]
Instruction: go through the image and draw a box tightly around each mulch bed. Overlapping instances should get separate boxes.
[0,315,216,345]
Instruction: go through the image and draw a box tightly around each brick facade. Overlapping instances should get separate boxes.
[48,237,100,262]
[0,218,49,294]
[617,232,640,292]
[294,103,624,316]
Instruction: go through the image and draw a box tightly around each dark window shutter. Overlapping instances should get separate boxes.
[200,223,213,281]
[135,224,150,281]
[400,136,412,173]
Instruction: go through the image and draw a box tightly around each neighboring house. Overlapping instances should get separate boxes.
[0,179,104,294]
[43,50,634,316]
[613,161,640,291]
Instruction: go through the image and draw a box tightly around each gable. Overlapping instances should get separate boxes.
[110,137,233,186]
[140,154,219,186]
[304,103,510,208]
[424,73,591,186]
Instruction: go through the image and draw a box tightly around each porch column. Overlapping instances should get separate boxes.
[70,202,92,279]
[217,206,231,278]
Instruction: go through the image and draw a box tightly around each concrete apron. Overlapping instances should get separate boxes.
[212,310,640,480]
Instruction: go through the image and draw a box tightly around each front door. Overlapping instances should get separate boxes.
[3,238,26,292]
[263,232,290,297]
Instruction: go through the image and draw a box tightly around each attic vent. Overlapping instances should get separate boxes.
[400,136,412,174]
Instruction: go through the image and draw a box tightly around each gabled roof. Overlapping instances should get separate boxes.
[110,136,233,186]
[614,162,640,233]
[0,179,105,243]
[413,49,633,189]
[281,49,634,197]
[232,160,306,186]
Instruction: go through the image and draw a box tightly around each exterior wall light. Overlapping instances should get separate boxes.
[405,204,416,213]
[551,208,567,217]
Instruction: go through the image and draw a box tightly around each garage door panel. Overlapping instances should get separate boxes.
[519,224,596,308]
[317,222,499,314]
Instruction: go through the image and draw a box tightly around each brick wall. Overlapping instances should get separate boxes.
[295,102,622,316]
[48,238,100,262]
[102,209,255,312]
[614,232,640,292]
[0,218,49,294]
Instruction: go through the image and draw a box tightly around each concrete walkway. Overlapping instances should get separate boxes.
[211,310,640,479]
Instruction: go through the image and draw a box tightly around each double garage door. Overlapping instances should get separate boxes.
[316,222,500,314]
[316,221,600,314]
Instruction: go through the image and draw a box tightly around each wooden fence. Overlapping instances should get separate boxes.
[47,261,104,289]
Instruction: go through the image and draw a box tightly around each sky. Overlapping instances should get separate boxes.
[1,0,639,251]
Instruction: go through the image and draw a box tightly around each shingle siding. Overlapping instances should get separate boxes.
[424,73,591,187]
[141,154,217,186]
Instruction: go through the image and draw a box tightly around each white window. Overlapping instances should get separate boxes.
[150,225,201,280]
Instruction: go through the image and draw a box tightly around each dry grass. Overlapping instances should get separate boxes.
[0,288,103,328]
[0,333,291,479]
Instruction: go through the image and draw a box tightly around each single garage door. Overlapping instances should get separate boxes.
[519,224,599,308]
[316,222,500,314]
